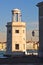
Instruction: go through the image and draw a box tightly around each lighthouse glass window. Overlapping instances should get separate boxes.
[15,13,18,22]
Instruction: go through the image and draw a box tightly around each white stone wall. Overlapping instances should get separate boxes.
[12,22,26,52]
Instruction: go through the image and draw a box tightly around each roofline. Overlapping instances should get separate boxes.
[36,1,43,7]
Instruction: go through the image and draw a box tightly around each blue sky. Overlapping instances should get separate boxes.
[0,0,43,32]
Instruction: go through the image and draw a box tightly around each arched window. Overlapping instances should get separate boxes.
[32,30,35,36]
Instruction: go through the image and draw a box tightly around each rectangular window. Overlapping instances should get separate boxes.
[16,13,18,22]
[23,30,25,33]
[9,30,11,33]
[15,30,19,33]
[23,44,25,49]
[15,44,19,50]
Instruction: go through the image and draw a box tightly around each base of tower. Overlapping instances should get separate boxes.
[4,51,25,57]
[38,51,43,57]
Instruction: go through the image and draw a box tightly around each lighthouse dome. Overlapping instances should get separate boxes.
[12,8,21,13]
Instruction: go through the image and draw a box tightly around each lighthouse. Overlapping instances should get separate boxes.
[6,9,26,56]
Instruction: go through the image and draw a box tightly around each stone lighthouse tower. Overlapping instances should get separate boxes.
[6,9,26,55]
[37,2,43,57]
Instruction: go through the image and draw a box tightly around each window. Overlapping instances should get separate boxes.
[15,13,18,22]
[23,44,25,49]
[33,44,35,49]
[23,30,25,33]
[15,44,19,50]
[9,30,11,33]
[32,30,35,36]
[15,30,19,33]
